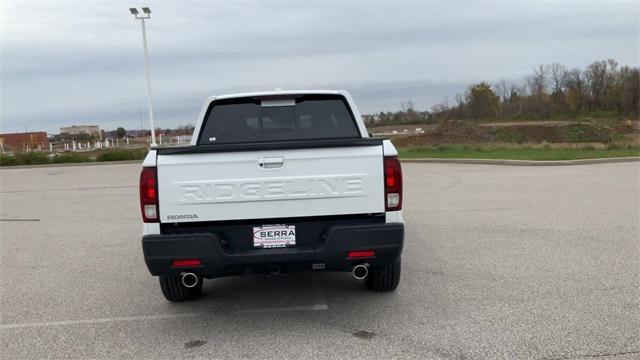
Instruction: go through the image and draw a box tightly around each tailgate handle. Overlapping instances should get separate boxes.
[259,156,285,169]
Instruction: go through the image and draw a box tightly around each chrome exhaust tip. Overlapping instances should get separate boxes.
[181,272,199,288]
[352,264,368,280]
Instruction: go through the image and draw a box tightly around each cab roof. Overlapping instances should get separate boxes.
[208,90,346,101]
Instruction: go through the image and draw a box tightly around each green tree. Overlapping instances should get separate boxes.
[465,82,500,119]
[116,127,126,138]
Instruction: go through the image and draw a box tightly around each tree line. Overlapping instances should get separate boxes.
[438,59,639,120]
[363,100,431,126]
[365,59,639,125]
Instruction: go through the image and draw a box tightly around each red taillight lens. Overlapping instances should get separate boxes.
[145,180,156,200]
[384,156,402,211]
[386,166,396,188]
[139,167,159,222]
[172,259,202,268]
[348,250,375,259]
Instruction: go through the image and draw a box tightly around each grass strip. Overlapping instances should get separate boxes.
[398,146,640,161]
[0,148,148,166]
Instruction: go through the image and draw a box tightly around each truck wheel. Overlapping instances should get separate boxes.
[365,259,401,292]
[159,275,203,302]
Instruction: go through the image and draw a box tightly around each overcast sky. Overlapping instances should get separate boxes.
[1,0,638,133]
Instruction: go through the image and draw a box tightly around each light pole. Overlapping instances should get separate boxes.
[129,7,157,147]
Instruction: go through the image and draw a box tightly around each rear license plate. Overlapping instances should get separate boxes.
[253,224,296,248]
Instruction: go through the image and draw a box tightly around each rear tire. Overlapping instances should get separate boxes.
[159,274,203,302]
[365,258,401,292]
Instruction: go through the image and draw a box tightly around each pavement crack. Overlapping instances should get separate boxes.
[545,349,640,360]
[0,185,136,194]
[184,340,207,349]
[0,218,40,222]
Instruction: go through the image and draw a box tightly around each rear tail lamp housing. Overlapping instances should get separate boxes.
[139,167,159,222]
[384,156,403,211]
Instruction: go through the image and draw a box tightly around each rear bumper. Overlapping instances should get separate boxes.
[142,223,404,278]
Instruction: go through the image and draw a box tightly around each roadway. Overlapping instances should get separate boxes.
[1,162,638,359]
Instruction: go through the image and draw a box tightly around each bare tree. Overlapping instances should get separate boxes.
[494,80,510,118]
[431,104,448,113]
[494,80,510,104]
[548,63,567,94]
[525,65,551,116]
[564,69,586,112]
[401,100,415,113]
[546,63,568,111]
[510,84,525,115]
[584,60,618,109]
[526,64,548,97]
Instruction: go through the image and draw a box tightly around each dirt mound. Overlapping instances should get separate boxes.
[387,120,636,148]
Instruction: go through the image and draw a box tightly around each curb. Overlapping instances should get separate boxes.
[0,160,143,170]
[400,157,640,166]
[2,157,639,169]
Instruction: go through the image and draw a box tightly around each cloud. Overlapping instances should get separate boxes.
[1,0,638,133]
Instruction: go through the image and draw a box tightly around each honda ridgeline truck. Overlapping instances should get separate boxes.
[139,90,404,301]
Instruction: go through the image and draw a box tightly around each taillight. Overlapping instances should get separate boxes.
[140,167,159,222]
[384,156,402,211]
[348,250,376,259]
[172,259,202,268]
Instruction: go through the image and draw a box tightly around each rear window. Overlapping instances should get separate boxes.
[197,95,360,145]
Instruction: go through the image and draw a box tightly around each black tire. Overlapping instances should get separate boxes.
[365,258,401,292]
[159,274,203,302]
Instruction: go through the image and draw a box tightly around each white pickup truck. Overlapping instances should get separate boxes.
[139,90,404,301]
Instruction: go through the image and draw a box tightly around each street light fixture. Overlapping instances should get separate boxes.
[129,6,157,147]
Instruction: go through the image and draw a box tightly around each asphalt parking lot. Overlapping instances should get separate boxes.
[1,162,638,359]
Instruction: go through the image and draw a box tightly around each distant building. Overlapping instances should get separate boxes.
[60,125,101,139]
[0,132,49,151]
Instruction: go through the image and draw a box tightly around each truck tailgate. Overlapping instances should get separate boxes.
[156,145,384,222]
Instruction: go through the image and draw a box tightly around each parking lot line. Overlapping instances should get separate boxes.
[0,313,205,330]
[0,304,329,330]
[236,304,329,313]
